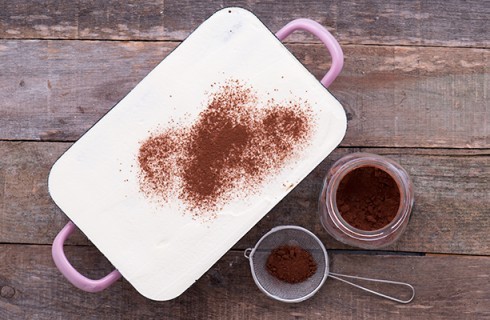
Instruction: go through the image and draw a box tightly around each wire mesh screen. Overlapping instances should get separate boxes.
[249,226,328,302]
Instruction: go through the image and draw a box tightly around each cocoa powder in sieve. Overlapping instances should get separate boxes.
[266,245,317,284]
[137,80,313,218]
[336,166,401,231]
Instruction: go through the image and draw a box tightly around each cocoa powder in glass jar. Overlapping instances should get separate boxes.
[319,153,414,249]
[336,166,400,231]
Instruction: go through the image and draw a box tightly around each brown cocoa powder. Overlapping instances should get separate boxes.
[336,166,401,231]
[137,131,183,201]
[137,80,312,218]
[266,245,317,284]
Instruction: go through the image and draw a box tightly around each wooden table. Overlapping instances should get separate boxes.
[1,1,488,319]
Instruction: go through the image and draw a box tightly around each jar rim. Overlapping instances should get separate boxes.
[324,154,411,240]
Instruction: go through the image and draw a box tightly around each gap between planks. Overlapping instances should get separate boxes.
[16,242,490,258]
[1,37,489,51]
[1,138,488,154]
[5,242,490,258]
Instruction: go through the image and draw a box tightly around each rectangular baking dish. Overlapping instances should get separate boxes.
[49,7,346,301]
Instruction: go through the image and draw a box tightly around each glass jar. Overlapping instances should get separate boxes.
[319,153,414,249]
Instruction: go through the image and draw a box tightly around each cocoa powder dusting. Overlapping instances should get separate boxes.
[137,132,183,201]
[138,80,313,218]
[266,245,317,284]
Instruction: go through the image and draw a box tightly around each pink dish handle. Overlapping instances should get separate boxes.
[276,18,343,88]
[52,221,122,292]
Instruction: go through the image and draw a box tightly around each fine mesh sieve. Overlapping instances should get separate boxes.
[244,225,415,303]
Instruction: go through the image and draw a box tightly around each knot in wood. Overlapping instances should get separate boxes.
[1,286,15,299]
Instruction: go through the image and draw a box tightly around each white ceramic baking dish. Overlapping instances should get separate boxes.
[49,7,346,301]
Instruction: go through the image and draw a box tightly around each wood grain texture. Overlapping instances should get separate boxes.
[0,40,177,142]
[1,141,488,255]
[0,40,487,147]
[1,0,489,48]
[0,245,488,319]
[1,1,488,319]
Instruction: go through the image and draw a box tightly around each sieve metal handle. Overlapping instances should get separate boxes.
[328,272,415,304]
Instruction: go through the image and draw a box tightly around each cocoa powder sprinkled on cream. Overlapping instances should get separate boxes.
[138,80,313,219]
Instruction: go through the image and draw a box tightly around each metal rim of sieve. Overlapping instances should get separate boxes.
[244,225,329,303]
[244,225,416,304]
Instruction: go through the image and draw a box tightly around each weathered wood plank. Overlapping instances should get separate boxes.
[1,0,489,48]
[1,141,488,255]
[293,44,489,148]
[0,142,87,245]
[0,40,177,142]
[163,0,490,48]
[0,40,487,147]
[0,245,488,319]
